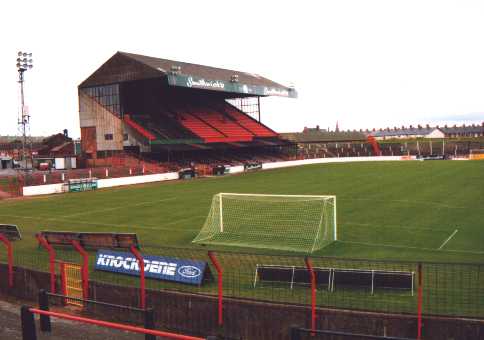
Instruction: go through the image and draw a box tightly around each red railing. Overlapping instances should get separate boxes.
[305,257,316,335]
[22,306,211,340]
[36,234,56,294]
[208,251,223,326]
[417,263,423,340]
[71,240,89,300]
[0,234,13,287]
[130,245,146,310]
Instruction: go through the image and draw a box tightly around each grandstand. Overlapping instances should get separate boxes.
[78,52,297,166]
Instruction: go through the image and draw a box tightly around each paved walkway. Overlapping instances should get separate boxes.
[0,298,143,340]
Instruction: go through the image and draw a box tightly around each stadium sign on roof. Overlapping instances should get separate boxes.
[79,52,297,98]
[167,74,294,97]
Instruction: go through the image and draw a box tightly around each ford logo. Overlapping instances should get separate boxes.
[178,265,201,278]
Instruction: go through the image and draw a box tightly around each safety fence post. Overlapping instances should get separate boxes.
[72,240,89,300]
[144,308,155,340]
[0,234,14,288]
[290,327,301,340]
[38,289,51,332]
[417,262,423,340]
[305,257,316,335]
[208,251,223,326]
[21,305,36,340]
[36,234,56,293]
[130,245,146,310]
[59,262,67,304]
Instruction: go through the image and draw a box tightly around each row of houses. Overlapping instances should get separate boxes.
[287,123,484,141]
[371,123,484,140]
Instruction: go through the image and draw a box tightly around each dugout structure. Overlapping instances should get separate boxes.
[192,193,337,253]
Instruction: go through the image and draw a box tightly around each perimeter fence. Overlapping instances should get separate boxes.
[1,244,483,319]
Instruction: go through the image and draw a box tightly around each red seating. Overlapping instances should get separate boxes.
[188,107,253,142]
[178,113,225,139]
[223,104,277,137]
[124,115,156,141]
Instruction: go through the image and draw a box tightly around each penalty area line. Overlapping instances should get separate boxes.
[438,229,458,250]
[337,239,484,255]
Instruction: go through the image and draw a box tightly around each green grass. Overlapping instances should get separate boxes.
[0,160,483,316]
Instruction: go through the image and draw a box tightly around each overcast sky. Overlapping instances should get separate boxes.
[1,0,483,138]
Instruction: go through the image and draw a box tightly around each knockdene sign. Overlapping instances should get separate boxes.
[95,249,210,286]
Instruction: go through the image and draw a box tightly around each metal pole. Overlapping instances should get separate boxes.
[72,240,89,300]
[19,70,27,168]
[144,308,155,340]
[304,257,316,335]
[38,289,51,332]
[208,251,223,326]
[130,245,146,310]
[0,235,14,288]
[36,234,56,293]
[21,305,37,340]
[417,263,423,340]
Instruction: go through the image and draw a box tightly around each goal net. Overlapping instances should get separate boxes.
[192,193,337,253]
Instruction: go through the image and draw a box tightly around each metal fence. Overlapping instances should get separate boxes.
[1,244,483,320]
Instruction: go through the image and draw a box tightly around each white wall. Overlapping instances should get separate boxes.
[22,183,64,196]
[22,172,179,196]
[97,172,179,189]
[22,156,415,197]
[262,155,409,170]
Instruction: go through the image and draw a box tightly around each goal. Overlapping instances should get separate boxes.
[192,193,337,253]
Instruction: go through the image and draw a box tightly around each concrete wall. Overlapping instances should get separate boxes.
[22,183,64,196]
[262,155,409,170]
[97,172,179,189]
[21,156,414,197]
[22,172,180,196]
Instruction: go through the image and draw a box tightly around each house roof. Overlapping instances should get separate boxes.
[371,124,484,137]
[79,52,297,98]
[281,130,367,142]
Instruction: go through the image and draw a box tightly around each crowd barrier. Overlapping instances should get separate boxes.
[20,156,414,197]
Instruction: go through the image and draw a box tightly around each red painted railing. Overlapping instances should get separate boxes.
[0,235,13,287]
[208,251,223,326]
[130,245,146,310]
[36,234,56,293]
[305,256,316,335]
[417,263,423,339]
[71,240,89,300]
[25,307,207,340]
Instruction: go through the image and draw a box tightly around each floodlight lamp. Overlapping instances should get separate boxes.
[23,53,27,57]
[18,51,22,56]
[16,63,21,68]
[28,53,32,57]
[17,58,21,62]
[29,65,33,69]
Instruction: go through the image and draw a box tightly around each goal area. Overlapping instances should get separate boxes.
[192,193,337,253]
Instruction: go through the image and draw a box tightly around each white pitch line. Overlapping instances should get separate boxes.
[60,197,177,218]
[0,213,203,232]
[339,197,465,209]
[438,229,459,250]
[344,222,447,232]
[338,239,484,255]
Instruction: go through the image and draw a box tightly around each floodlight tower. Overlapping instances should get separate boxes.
[16,51,33,169]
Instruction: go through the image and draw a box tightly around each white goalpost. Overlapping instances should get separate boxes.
[192,193,337,253]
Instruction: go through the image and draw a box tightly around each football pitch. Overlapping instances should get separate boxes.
[0,160,483,263]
